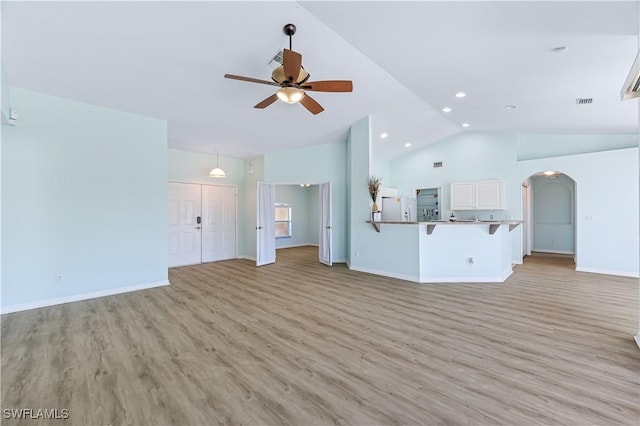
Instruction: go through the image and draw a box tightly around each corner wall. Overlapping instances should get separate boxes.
[264,141,348,262]
[389,131,639,276]
[2,88,168,312]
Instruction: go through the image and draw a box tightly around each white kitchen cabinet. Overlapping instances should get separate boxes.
[450,182,475,210]
[450,180,503,210]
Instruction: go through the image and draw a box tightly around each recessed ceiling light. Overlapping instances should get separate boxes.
[454,92,466,98]
[404,142,412,148]
[442,107,452,113]
[551,46,568,53]
[380,132,388,139]
[504,105,517,110]
[461,123,470,128]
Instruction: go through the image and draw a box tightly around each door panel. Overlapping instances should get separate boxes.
[202,185,236,262]
[319,182,332,266]
[168,182,202,267]
[257,182,276,266]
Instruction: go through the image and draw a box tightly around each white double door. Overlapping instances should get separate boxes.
[168,182,236,267]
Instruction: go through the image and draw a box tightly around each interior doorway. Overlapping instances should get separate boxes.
[522,171,577,261]
[168,182,237,268]
[256,181,332,267]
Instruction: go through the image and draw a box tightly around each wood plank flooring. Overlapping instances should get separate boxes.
[2,247,639,425]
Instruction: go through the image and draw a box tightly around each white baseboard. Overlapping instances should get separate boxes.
[532,249,575,255]
[635,334,640,350]
[512,258,523,265]
[349,264,511,284]
[348,265,420,283]
[332,258,347,264]
[239,255,256,261]
[420,268,512,284]
[276,243,318,249]
[575,266,639,278]
[1,280,170,315]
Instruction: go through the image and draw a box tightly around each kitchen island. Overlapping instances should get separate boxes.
[360,220,522,283]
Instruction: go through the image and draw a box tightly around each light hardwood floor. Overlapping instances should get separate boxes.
[2,247,639,425]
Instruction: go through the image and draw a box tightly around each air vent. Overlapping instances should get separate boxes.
[621,51,640,101]
[433,161,443,168]
[268,50,283,68]
[576,98,593,105]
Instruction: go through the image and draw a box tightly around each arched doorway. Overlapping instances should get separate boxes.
[522,171,577,262]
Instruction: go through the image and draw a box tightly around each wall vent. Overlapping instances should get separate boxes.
[433,161,443,168]
[576,98,593,105]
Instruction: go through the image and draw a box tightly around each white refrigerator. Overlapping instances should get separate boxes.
[381,197,417,222]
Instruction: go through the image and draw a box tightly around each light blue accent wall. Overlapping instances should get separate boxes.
[347,115,380,269]
[168,149,244,186]
[372,157,391,187]
[2,88,168,309]
[517,133,638,161]
[532,175,575,253]
[515,147,639,276]
[264,141,348,261]
[390,132,517,219]
[274,184,318,249]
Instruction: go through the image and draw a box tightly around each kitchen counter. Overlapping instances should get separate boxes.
[359,220,523,283]
[367,220,523,234]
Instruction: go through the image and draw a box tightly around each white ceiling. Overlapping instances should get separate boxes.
[2,1,638,160]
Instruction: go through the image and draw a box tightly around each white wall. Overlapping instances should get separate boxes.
[2,88,168,312]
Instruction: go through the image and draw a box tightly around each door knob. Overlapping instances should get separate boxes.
[195,226,201,230]
[256,226,263,230]
[326,226,333,229]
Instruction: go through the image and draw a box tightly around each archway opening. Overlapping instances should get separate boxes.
[522,171,577,264]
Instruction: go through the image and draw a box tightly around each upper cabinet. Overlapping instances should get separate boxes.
[450,182,475,210]
[450,180,504,210]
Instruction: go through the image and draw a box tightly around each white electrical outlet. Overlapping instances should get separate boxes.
[467,257,475,264]
[56,274,63,284]
[355,251,360,257]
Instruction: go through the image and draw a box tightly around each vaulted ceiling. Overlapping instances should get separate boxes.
[2,1,638,160]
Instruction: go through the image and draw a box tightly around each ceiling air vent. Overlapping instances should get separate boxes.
[268,50,283,68]
[621,51,640,101]
[576,98,593,105]
[433,161,443,168]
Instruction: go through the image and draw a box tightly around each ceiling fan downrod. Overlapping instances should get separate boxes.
[283,23,296,51]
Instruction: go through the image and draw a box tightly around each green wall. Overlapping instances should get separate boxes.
[2,88,168,311]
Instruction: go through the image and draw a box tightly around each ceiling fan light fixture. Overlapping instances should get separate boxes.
[276,87,305,104]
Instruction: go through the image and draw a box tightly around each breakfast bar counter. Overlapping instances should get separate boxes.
[362,220,523,283]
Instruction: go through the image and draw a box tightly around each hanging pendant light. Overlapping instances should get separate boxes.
[209,151,226,178]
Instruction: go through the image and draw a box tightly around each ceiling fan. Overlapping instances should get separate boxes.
[224,24,353,115]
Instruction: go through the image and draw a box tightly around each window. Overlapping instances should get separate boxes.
[275,203,292,238]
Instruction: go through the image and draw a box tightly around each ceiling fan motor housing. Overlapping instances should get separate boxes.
[271,65,309,85]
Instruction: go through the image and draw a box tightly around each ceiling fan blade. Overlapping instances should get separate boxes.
[254,94,279,109]
[224,74,278,86]
[300,94,324,115]
[283,49,302,83]
[301,80,353,92]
